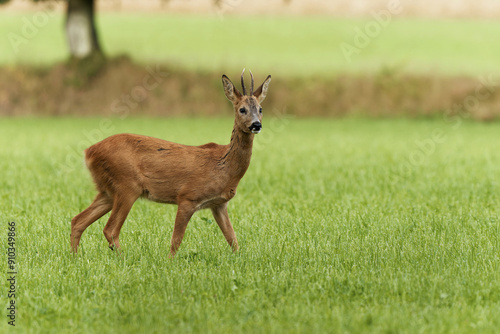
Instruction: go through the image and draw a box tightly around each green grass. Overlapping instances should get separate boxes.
[1,117,499,333]
[1,12,500,77]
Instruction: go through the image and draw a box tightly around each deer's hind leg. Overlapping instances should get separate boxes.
[103,192,139,250]
[71,192,113,253]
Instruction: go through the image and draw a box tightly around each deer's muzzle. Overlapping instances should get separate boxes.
[249,122,262,134]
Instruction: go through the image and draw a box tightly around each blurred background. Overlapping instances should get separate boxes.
[3,3,500,332]
[0,0,499,118]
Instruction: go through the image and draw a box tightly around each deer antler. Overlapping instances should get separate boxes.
[241,68,247,95]
[249,70,254,95]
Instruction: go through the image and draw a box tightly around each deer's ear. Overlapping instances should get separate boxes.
[253,75,271,103]
[222,75,242,103]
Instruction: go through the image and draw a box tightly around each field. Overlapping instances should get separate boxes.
[1,117,499,333]
[2,13,500,77]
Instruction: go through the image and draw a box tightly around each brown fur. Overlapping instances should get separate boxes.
[70,71,271,257]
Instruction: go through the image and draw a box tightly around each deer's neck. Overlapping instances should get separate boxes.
[219,124,254,181]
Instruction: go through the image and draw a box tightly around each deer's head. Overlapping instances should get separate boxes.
[222,70,271,134]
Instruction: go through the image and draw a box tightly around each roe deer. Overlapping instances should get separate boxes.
[70,70,271,257]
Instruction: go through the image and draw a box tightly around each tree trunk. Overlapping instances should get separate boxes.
[66,0,101,58]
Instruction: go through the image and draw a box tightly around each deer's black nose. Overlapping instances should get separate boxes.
[249,122,262,134]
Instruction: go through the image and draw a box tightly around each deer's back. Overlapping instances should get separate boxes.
[84,133,230,204]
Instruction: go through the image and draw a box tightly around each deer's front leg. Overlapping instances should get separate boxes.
[170,201,196,257]
[211,203,239,252]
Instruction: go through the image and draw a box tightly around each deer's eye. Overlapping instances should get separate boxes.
[259,107,263,114]
[239,108,246,114]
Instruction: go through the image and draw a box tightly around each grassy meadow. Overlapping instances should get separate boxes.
[1,117,499,333]
[1,13,500,77]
